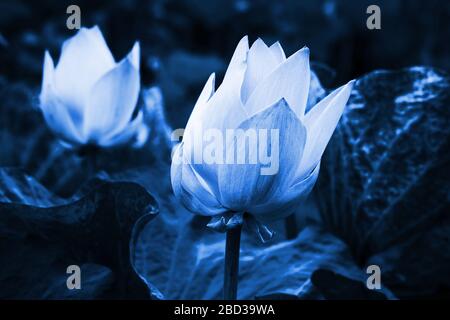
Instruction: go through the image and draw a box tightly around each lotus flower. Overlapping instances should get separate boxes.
[39,26,145,148]
[171,36,354,224]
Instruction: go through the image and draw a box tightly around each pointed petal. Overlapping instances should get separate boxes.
[184,73,215,139]
[171,143,226,216]
[269,41,286,64]
[222,35,249,85]
[181,73,218,189]
[241,38,278,103]
[217,98,306,214]
[128,41,140,69]
[298,80,354,177]
[54,26,116,113]
[83,52,140,142]
[182,38,250,196]
[245,47,310,119]
[196,72,216,106]
[41,51,54,99]
[203,36,249,132]
[206,35,249,131]
[304,80,353,125]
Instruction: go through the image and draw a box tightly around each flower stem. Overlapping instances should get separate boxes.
[80,144,99,178]
[87,152,98,177]
[223,224,242,300]
[284,214,298,240]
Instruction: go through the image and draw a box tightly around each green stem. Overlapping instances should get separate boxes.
[223,224,242,300]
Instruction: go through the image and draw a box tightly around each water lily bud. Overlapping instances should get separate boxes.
[171,36,354,224]
[39,26,145,148]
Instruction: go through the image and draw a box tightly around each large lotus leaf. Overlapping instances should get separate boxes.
[315,67,450,297]
[0,168,158,299]
[132,206,394,299]
[367,213,450,298]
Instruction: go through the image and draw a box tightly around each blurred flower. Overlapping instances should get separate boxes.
[39,26,145,148]
[171,36,354,223]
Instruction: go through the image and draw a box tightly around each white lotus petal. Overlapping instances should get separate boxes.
[251,163,319,222]
[181,73,217,187]
[217,98,306,213]
[245,47,310,119]
[241,38,278,103]
[187,36,249,137]
[183,73,216,140]
[203,36,249,131]
[221,35,249,85]
[171,143,226,216]
[304,81,351,125]
[54,26,115,114]
[182,37,249,196]
[98,110,145,147]
[40,51,54,100]
[269,41,286,64]
[83,52,140,142]
[40,85,84,145]
[128,41,140,69]
[298,80,355,178]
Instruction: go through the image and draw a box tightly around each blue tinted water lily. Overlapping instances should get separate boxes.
[171,36,354,300]
[39,26,144,148]
[171,36,354,225]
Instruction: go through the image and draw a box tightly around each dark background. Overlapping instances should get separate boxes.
[1,0,449,128]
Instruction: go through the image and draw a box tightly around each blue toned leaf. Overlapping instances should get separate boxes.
[0,168,158,299]
[236,226,394,299]
[316,67,450,298]
[133,210,389,299]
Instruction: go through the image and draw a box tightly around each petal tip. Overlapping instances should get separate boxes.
[209,72,216,85]
[239,35,249,47]
[342,79,356,94]
[43,50,54,68]
[41,50,55,100]
[272,40,281,46]
[128,41,140,69]
[252,37,268,48]
[301,46,310,55]
[78,25,98,36]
